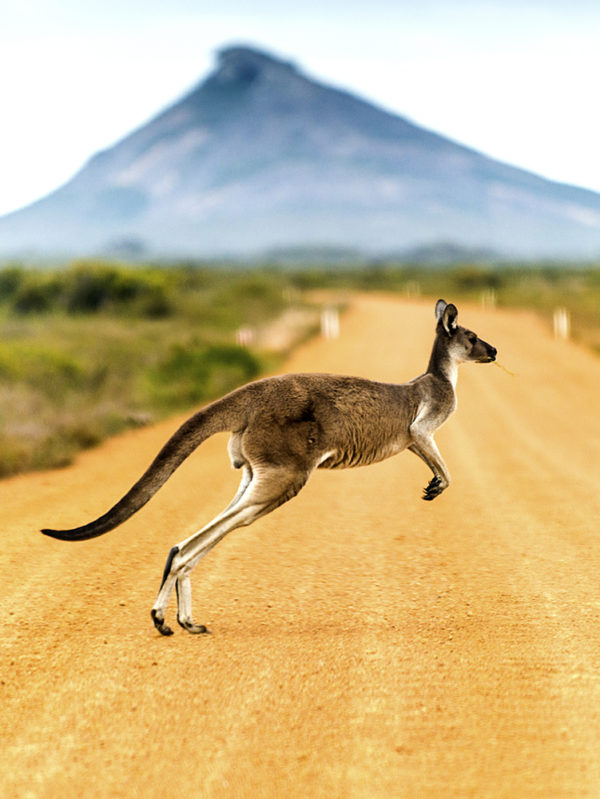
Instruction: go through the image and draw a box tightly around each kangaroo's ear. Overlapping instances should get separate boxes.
[441,303,458,336]
[435,299,447,322]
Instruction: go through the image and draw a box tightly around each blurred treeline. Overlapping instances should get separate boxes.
[0,258,599,477]
[292,261,600,350]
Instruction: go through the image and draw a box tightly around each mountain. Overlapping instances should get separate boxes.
[2,45,600,260]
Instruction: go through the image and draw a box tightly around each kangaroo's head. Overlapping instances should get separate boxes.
[435,299,497,364]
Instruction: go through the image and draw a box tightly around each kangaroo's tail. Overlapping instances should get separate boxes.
[41,397,241,542]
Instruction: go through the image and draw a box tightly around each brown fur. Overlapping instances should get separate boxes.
[42,300,496,635]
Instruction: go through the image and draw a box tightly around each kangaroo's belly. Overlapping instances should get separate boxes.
[318,436,409,470]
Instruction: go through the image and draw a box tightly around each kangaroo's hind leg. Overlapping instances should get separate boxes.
[175,465,253,633]
[177,462,259,632]
[151,463,310,636]
[151,465,253,636]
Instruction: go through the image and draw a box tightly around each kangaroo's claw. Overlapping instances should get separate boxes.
[422,476,443,501]
[151,609,175,636]
[177,618,211,634]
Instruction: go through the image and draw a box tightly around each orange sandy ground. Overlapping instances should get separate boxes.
[2,296,600,798]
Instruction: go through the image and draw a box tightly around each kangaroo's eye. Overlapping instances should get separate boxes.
[468,335,477,345]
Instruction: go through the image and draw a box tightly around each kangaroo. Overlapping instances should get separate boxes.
[42,299,496,636]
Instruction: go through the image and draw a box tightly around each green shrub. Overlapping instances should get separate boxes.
[150,343,261,409]
[450,265,505,292]
[0,343,85,395]
[13,274,62,313]
[63,262,174,316]
[0,266,24,300]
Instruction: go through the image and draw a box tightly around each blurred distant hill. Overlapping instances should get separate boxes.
[1,45,600,260]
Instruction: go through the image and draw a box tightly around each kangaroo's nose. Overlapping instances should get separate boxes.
[489,346,497,360]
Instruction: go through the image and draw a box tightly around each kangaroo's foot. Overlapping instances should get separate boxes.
[422,476,446,501]
[177,616,211,634]
[151,609,175,637]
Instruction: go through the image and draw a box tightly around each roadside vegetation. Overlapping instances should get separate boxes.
[0,261,310,477]
[0,257,599,477]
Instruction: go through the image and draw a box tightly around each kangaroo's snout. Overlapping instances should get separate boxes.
[481,343,497,363]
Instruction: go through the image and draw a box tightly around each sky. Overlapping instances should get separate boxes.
[1,0,599,216]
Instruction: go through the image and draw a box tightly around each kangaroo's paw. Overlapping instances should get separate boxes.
[422,476,444,501]
[177,616,211,635]
[151,609,174,637]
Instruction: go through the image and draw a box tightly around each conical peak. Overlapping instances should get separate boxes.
[213,45,299,85]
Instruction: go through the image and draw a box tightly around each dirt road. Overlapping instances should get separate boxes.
[2,295,600,799]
